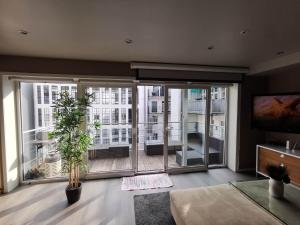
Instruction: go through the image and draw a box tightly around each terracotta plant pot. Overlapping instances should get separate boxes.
[269,178,284,198]
[66,183,82,204]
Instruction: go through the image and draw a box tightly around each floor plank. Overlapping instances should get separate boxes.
[0,168,255,225]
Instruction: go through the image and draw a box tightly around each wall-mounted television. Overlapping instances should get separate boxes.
[252,93,300,133]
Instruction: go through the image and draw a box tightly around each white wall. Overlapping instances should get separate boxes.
[0,75,19,192]
[227,83,240,171]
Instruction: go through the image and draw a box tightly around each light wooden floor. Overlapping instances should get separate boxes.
[88,150,178,172]
[0,168,255,225]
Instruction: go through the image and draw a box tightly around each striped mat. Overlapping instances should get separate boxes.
[121,173,173,191]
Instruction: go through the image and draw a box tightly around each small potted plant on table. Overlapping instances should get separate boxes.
[266,164,290,198]
[49,92,99,204]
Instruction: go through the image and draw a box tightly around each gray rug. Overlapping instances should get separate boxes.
[134,192,176,225]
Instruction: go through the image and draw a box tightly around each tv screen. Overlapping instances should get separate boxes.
[252,94,300,133]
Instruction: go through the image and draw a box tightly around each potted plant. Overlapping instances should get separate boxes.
[49,91,99,204]
[266,164,290,198]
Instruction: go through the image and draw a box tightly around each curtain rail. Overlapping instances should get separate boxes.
[6,74,135,83]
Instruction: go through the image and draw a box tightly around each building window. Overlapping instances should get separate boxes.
[128,128,132,144]
[128,108,132,124]
[112,128,119,143]
[152,133,158,140]
[121,128,126,142]
[111,108,119,124]
[147,124,153,134]
[71,86,77,99]
[162,101,164,112]
[149,115,158,124]
[51,86,58,104]
[102,129,109,144]
[160,86,165,96]
[102,109,110,124]
[43,85,49,104]
[52,108,58,124]
[61,86,69,93]
[92,88,100,104]
[121,88,126,104]
[93,108,101,121]
[37,85,42,104]
[152,86,160,96]
[151,101,157,113]
[220,121,224,126]
[102,88,110,104]
[111,88,119,104]
[86,108,91,124]
[128,89,132,104]
[94,130,101,145]
[221,88,225,99]
[121,108,126,124]
[44,108,50,126]
[38,108,42,127]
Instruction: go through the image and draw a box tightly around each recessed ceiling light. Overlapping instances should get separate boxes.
[207,45,214,50]
[19,30,29,35]
[240,30,248,35]
[125,39,133,44]
[276,51,285,56]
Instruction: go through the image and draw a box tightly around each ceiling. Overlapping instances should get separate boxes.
[0,0,300,68]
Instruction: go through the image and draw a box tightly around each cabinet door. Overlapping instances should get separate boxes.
[284,155,300,186]
[258,147,283,175]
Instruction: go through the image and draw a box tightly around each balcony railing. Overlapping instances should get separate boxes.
[188,100,206,113]
[187,99,225,114]
[211,99,226,113]
[22,126,62,180]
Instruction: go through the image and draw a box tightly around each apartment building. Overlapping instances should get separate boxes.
[32,84,226,147]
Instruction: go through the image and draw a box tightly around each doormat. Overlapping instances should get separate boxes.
[121,173,173,191]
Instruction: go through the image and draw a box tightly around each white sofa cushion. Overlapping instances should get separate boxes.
[170,184,283,225]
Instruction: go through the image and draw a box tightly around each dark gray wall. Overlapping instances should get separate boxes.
[239,64,300,170]
[0,55,135,77]
[239,76,267,170]
[264,69,300,145]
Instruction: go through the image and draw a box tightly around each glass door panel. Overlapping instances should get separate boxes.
[137,85,164,172]
[85,86,133,173]
[209,87,227,166]
[20,82,77,181]
[167,87,208,169]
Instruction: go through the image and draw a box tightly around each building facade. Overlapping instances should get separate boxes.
[32,84,226,148]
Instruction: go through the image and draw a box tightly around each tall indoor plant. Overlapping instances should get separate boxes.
[49,91,99,204]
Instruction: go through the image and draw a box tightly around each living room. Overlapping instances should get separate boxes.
[0,1,300,225]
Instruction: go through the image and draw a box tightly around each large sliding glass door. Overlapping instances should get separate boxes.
[19,79,228,182]
[165,86,210,171]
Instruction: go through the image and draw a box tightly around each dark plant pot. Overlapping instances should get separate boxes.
[66,183,82,204]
